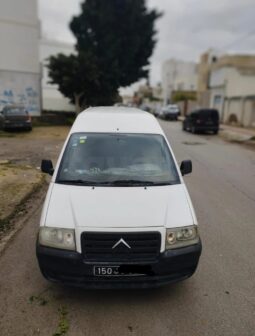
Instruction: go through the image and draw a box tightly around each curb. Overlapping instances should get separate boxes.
[178,117,254,143]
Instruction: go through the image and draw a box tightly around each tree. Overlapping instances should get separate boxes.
[47,0,161,111]
[172,91,197,103]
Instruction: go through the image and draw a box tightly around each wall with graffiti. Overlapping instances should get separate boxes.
[0,70,41,115]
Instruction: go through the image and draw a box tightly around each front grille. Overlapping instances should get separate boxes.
[81,232,161,261]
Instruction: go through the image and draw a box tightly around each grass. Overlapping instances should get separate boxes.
[52,306,69,336]
[29,295,48,306]
[0,164,45,234]
[0,131,15,137]
[29,293,70,335]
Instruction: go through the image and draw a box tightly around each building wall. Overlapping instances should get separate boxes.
[223,97,255,127]
[197,49,222,107]
[0,0,41,115]
[162,59,197,104]
[209,63,255,126]
[0,71,40,114]
[225,68,255,97]
[242,100,253,127]
[177,100,198,116]
[209,86,225,119]
[40,39,75,112]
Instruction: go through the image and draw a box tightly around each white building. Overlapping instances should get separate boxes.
[209,55,255,126]
[162,59,198,104]
[0,0,41,115]
[40,39,75,112]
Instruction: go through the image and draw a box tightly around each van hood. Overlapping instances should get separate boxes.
[44,183,195,229]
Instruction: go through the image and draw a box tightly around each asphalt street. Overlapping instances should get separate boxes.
[0,120,255,336]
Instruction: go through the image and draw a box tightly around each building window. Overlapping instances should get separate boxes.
[214,95,221,105]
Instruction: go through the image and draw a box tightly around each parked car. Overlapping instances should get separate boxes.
[160,104,180,120]
[37,107,202,289]
[139,104,151,113]
[152,104,162,117]
[183,108,219,134]
[0,105,32,131]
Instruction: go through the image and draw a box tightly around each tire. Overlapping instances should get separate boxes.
[191,126,196,134]
[213,130,218,135]
[182,123,186,131]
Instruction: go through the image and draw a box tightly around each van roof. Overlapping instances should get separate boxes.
[70,107,163,134]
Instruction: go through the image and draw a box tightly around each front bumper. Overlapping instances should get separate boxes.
[4,121,32,130]
[194,125,218,132]
[36,241,202,289]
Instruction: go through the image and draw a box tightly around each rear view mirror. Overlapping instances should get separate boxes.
[180,160,192,176]
[41,160,54,176]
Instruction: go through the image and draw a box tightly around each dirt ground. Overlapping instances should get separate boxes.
[0,126,70,167]
[0,163,44,224]
[0,127,70,246]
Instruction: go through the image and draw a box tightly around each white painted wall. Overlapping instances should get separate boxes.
[40,39,75,112]
[209,87,225,119]
[210,66,255,98]
[162,59,197,104]
[0,0,40,73]
[0,71,40,114]
[0,0,41,115]
[209,68,226,87]
[225,68,255,97]
[209,65,255,126]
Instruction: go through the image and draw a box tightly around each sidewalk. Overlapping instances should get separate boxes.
[220,124,255,142]
[178,115,255,143]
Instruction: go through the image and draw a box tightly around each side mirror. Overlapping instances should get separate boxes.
[41,159,54,176]
[180,160,192,176]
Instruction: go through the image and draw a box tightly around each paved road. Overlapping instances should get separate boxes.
[0,121,255,336]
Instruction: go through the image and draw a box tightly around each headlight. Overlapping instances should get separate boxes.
[166,226,199,249]
[38,227,76,251]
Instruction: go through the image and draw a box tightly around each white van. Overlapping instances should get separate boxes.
[37,107,202,288]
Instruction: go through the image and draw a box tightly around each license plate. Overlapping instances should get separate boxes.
[94,265,147,277]
[94,266,120,276]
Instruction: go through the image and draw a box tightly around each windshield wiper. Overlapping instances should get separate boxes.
[57,179,173,186]
[110,180,172,186]
[57,179,103,185]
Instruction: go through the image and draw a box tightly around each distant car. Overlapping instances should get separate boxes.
[160,104,180,120]
[152,104,162,117]
[139,104,151,113]
[0,105,32,131]
[183,108,219,134]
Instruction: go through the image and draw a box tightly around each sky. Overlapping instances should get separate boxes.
[39,0,255,94]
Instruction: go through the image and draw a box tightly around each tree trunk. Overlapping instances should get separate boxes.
[74,93,83,114]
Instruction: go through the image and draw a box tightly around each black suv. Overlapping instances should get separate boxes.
[183,108,219,134]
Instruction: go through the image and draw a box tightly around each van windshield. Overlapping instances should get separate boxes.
[56,133,180,186]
